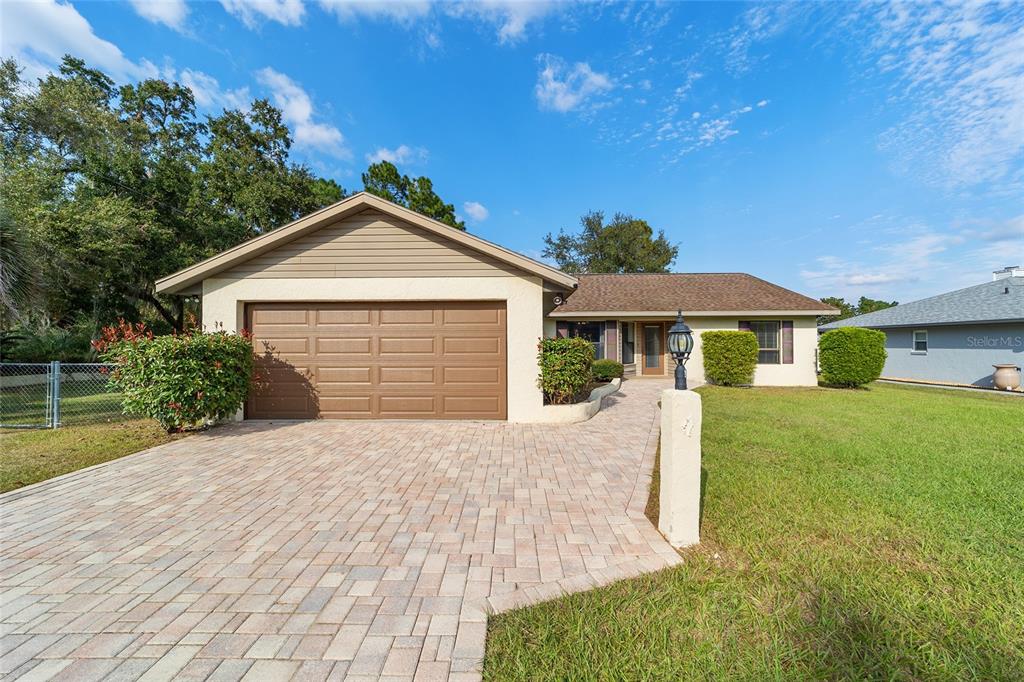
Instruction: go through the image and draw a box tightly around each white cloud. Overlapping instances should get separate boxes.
[180,69,251,111]
[724,3,804,75]
[797,214,1024,300]
[866,2,1024,190]
[129,0,189,31]
[973,214,1024,243]
[444,1,558,44]
[673,71,702,99]
[365,144,429,165]
[757,99,769,107]
[0,0,158,82]
[463,201,489,222]
[535,54,613,113]
[318,0,431,24]
[255,67,349,158]
[220,0,306,28]
[314,0,557,44]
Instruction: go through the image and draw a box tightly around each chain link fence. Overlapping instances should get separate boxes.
[0,362,124,429]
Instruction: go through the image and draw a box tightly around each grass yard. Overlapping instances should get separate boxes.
[0,378,125,427]
[484,383,1024,680]
[0,421,180,493]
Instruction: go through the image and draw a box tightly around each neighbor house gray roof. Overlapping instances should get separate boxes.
[820,277,1024,329]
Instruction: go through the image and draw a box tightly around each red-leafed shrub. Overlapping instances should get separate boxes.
[96,320,254,432]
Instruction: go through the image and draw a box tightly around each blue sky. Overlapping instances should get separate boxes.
[3,0,1022,303]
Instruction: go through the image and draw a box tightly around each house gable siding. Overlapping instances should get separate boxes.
[220,209,520,280]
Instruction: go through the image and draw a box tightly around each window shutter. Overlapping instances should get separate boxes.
[738,321,751,331]
[781,321,794,364]
[605,321,618,361]
[556,321,568,338]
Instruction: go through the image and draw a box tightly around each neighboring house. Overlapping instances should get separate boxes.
[156,193,833,421]
[819,267,1024,388]
[547,273,832,387]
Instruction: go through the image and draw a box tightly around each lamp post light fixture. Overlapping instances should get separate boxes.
[668,309,694,390]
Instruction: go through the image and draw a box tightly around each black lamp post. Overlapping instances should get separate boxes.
[668,309,694,390]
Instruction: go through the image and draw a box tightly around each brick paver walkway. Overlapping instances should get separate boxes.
[1,379,679,681]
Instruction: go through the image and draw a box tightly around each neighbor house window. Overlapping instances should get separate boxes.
[566,321,604,359]
[913,329,928,354]
[750,321,781,364]
[621,322,635,364]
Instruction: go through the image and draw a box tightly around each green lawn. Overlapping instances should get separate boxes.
[0,379,125,427]
[0,421,180,493]
[484,383,1024,680]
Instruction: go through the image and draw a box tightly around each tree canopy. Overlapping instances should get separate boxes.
[361,160,464,230]
[542,211,678,274]
[1,56,461,352]
[1,56,346,333]
[818,296,898,325]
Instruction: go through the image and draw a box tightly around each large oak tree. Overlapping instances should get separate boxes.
[543,211,678,274]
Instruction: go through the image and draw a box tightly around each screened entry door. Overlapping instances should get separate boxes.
[642,323,664,376]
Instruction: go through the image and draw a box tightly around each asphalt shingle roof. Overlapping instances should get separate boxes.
[820,276,1024,329]
[553,273,834,314]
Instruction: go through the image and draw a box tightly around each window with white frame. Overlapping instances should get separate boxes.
[913,329,928,353]
[750,321,781,364]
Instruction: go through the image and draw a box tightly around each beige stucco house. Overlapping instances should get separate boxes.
[156,193,833,422]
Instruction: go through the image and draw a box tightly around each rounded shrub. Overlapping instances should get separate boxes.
[95,320,254,431]
[701,330,758,386]
[537,336,594,404]
[818,327,887,387]
[592,359,624,381]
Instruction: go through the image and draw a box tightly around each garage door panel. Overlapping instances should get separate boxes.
[254,337,309,355]
[443,337,502,354]
[319,395,373,416]
[442,366,501,385]
[250,396,316,419]
[378,395,437,414]
[317,309,371,325]
[318,366,372,384]
[250,308,308,325]
[316,337,372,355]
[442,306,503,326]
[247,302,505,419]
[379,366,435,384]
[379,308,436,325]
[379,337,435,354]
[443,395,501,416]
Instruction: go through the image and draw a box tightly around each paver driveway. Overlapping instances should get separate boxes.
[1,379,680,681]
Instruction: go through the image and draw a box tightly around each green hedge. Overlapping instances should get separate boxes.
[701,331,759,386]
[537,336,594,404]
[818,327,887,387]
[592,359,624,381]
[97,322,254,431]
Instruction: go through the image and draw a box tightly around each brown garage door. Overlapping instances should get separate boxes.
[246,302,507,420]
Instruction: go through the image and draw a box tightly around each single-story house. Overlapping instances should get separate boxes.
[156,193,834,421]
[547,273,832,387]
[819,266,1024,389]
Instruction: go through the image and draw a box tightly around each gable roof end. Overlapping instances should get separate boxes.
[155,192,578,294]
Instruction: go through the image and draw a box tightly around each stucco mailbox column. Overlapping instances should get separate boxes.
[658,389,702,548]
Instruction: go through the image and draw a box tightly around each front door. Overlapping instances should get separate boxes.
[642,323,664,376]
